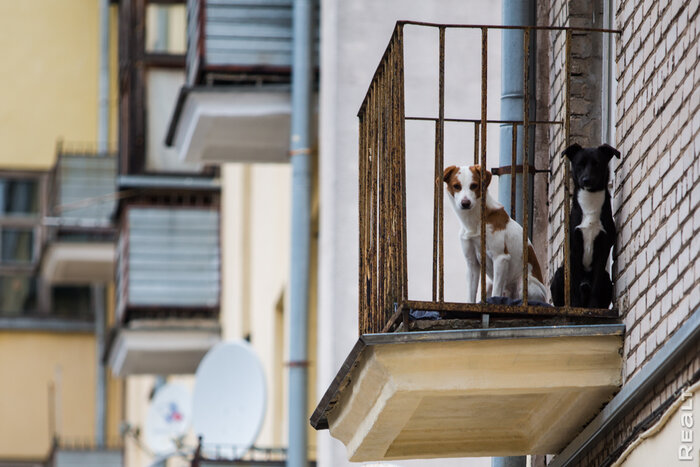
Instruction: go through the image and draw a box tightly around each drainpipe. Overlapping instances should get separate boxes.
[92,284,106,447]
[494,1,534,466]
[98,0,110,153]
[95,0,110,448]
[287,0,313,466]
[498,0,536,230]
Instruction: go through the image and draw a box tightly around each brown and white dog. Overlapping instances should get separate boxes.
[443,164,548,303]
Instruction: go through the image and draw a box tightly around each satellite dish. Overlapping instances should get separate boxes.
[144,383,192,455]
[192,340,267,459]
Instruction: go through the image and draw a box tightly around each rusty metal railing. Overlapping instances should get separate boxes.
[357,22,621,335]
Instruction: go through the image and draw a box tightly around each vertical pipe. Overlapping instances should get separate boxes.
[98,0,110,153]
[495,3,534,466]
[287,0,313,464]
[93,284,106,447]
[498,0,536,227]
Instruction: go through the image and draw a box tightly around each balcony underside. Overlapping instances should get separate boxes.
[107,319,221,376]
[168,87,293,164]
[41,242,115,284]
[311,324,624,461]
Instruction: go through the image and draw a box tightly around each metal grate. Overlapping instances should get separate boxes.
[357,21,621,335]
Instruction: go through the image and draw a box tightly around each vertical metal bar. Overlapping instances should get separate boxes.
[480,27,488,303]
[474,122,480,165]
[385,55,393,329]
[358,112,366,334]
[510,123,517,219]
[378,63,386,332]
[432,121,440,302]
[564,30,572,309]
[369,85,378,332]
[438,26,446,303]
[397,25,408,303]
[521,28,530,306]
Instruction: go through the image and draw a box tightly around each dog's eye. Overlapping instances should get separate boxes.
[453,183,462,191]
[469,183,478,190]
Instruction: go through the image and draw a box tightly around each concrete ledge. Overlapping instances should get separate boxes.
[312,325,625,461]
[107,320,221,376]
[41,242,115,284]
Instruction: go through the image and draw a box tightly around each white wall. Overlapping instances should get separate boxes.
[318,1,503,466]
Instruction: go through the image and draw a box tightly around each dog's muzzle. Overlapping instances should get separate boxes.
[460,199,472,209]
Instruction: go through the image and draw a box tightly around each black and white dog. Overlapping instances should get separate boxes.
[551,143,620,308]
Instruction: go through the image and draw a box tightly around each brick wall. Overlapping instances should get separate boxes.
[545,0,605,277]
[541,0,700,464]
[613,0,700,382]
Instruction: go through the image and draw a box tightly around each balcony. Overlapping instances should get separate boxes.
[107,194,221,376]
[165,0,318,165]
[311,22,623,461]
[41,146,117,284]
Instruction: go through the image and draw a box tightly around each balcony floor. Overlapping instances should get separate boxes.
[311,324,624,461]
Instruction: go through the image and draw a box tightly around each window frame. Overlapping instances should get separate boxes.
[0,170,47,272]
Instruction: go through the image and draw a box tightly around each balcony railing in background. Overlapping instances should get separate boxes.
[116,203,220,323]
[358,22,620,335]
[186,0,319,85]
[47,143,117,239]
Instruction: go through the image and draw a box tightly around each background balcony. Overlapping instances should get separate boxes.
[108,201,221,376]
[41,146,117,284]
[166,0,319,165]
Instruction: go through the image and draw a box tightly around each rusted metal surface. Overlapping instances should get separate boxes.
[522,28,530,306]
[564,30,573,309]
[479,27,488,304]
[402,300,618,319]
[358,24,407,334]
[357,22,620,335]
[511,123,518,219]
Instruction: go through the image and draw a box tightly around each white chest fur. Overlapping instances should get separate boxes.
[576,190,606,271]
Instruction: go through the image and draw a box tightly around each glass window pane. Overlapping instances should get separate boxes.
[0,228,34,263]
[0,275,37,315]
[146,4,187,54]
[52,286,92,318]
[0,178,39,216]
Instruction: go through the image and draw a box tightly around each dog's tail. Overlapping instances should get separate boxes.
[527,274,549,304]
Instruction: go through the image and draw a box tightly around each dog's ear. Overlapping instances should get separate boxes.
[469,165,492,188]
[598,143,621,161]
[562,143,582,160]
[443,165,459,183]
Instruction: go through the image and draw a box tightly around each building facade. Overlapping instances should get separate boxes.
[0,1,123,465]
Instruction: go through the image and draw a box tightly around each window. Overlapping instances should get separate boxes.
[0,174,43,268]
[145,3,187,55]
[0,172,45,317]
[0,275,38,316]
[52,286,93,319]
[0,177,40,217]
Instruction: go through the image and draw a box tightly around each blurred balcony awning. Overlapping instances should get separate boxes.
[107,321,221,376]
[166,86,295,165]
